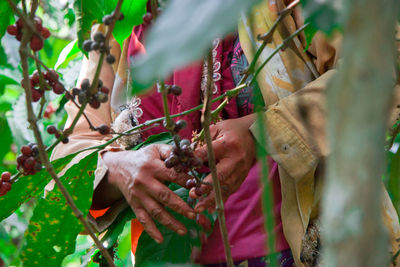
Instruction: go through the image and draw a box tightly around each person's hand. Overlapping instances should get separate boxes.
[191,114,257,213]
[102,144,196,243]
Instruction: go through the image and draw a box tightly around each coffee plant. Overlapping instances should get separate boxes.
[0,0,399,266]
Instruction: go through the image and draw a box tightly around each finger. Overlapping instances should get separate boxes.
[141,177,196,220]
[134,189,188,236]
[195,137,227,163]
[156,144,173,160]
[130,201,163,243]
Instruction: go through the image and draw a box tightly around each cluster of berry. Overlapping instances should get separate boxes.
[82,32,116,65]
[22,69,64,102]
[70,79,109,109]
[0,172,12,197]
[164,131,204,197]
[7,17,50,51]
[17,144,42,176]
[47,125,69,144]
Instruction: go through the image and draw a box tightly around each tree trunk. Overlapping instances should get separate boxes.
[321,0,399,266]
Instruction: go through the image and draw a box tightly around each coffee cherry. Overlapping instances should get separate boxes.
[47,125,57,134]
[165,154,179,168]
[100,87,109,94]
[102,15,113,25]
[21,145,32,156]
[93,32,105,43]
[187,197,195,207]
[77,92,87,105]
[53,83,65,94]
[186,179,197,189]
[71,88,80,96]
[30,36,44,51]
[81,79,90,90]
[16,18,24,30]
[96,92,108,103]
[168,85,182,96]
[89,100,101,109]
[41,28,51,39]
[142,12,153,24]
[97,124,110,135]
[180,139,191,148]
[46,70,59,83]
[24,157,36,170]
[83,40,93,52]
[106,54,116,64]
[62,138,69,144]
[118,13,124,21]
[1,182,12,192]
[17,155,27,165]
[6,25,18,36]
[175,120,187,131]
[1,172,11,182]
[195,186,204,197]
[31,145,39,157]
[91,41,100,51]
[31,89,43,102]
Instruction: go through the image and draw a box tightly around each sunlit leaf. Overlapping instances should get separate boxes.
[130,0,261,95]
[73,0,105,54]
[104,0,148,50]
[0,118,12,164]
[0,0,18,40]
[55,40,80,70]
[20,152,98,266]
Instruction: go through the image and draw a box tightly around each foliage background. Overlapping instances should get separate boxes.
[0,0,399,266]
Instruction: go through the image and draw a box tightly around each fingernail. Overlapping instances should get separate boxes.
[177,229,186,235]
[188,212,196,219]
[155,238,162,244]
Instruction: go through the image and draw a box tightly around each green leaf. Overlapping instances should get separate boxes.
[104,0,148,50]
[55,40,80,70]
[303,24,318,51]
[135,187,214,266]
[0,117,12,164]
[389,148,400,215]
[73,0,105,54]
[0,152,82,221]
[130,0,261,95]
[0,0,17,41]
[20,152,98,266]
[132,132,174,150]
[300,0,343,35]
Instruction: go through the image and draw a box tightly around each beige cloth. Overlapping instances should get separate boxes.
[241,1,400,266]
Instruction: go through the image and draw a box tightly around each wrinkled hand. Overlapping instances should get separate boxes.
[191,114,257,213]
[103,144,196,243]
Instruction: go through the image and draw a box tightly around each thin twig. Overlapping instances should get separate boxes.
[202,51,234,267]
[17,11,116,267]
[150,0,158,20]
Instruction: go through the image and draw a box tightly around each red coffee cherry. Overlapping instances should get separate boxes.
[20,145,32,156]
[6,25,18,36]
[1,172,11,182]
[30,36,44,51]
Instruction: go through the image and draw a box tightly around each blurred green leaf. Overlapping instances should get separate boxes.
[133,132,173,150]
[130,0,261,95]
[0,0,18,40]
[73,0,105,54]
[301,0,343,35]
[105,0,148,50]
[55,40,80,70]
[0,152,81,221]
[389,148,400,215]
[0,74,19,96]
[20,152,98,267]
[0,118,12,164]
[303,24,318,51]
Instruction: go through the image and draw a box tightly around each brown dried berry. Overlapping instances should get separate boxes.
[97,124,110,135]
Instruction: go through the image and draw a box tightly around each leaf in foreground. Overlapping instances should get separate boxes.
[20,152,98,267]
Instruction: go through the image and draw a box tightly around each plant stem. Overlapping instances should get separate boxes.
[202,51,234,267]
[150,0,158,20]
[17,13,116,267]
